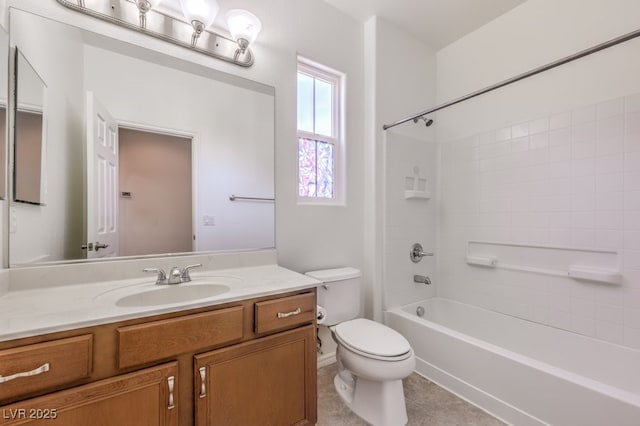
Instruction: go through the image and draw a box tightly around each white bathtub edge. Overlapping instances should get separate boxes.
[414,356,548,426]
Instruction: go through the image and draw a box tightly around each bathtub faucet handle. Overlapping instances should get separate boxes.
[410,243,434,263]
[413,275,431,285]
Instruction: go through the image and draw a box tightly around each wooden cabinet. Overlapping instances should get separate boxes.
[0,289,316,426]
[0,362,178,426]
[195,325,317,426]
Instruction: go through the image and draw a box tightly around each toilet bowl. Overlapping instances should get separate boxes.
[307,268,416,426]
[331,318,416,426]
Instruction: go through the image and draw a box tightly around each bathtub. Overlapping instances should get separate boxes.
[384,298,640,426]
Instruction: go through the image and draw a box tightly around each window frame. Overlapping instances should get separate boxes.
[296,56,345,205]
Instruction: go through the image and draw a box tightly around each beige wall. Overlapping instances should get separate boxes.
[0,107,5,198]
[118,128,192,256]
[14,110,43,204]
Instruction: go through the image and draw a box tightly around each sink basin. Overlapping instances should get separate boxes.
[115,283,230,307]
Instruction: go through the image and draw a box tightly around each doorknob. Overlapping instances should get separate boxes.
[81,242,94,251]
[94,242,110,251]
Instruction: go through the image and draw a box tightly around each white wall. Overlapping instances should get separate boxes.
[366,18,438,312]
[315,17,439,359]
[4,0,366,281]
[270,1,365,275]
[9,9,84,264]
[436,0,640,349]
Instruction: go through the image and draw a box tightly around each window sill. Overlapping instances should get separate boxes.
[297,197,345,207]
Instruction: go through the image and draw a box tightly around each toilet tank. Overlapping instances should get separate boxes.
[306,267,361,326]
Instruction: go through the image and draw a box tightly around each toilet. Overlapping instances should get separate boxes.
[307,267,415,426]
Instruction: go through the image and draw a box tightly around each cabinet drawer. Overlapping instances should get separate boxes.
[0,335,93,402]
[254,292,315,335]
[118,306,244,369]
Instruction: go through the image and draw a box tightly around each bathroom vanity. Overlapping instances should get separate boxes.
[0,264,319,425]
[0,3,319,424]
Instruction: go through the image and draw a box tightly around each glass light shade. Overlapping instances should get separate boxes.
[178,0,219,28]
[226,9,262,46]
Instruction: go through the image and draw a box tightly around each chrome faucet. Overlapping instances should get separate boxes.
[142,268,168,285]
[180,264,202,282]
[167,267,182,284]
[413,275,431,285]
[143,264,202,285]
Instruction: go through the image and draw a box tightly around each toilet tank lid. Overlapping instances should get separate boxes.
[305,267,361,282]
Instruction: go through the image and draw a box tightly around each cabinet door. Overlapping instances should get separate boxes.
[0,362,178,426]
[195,325,316,426]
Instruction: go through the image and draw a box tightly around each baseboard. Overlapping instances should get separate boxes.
[414,357,545,426]
[317,351,336,368]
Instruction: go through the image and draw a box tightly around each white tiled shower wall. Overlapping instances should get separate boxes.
[383,131,438,309]
[439,93,640,349]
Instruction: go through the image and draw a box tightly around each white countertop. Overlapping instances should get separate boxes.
[0,264,321,342]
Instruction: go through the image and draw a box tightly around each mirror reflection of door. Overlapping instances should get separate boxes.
[86,91,118,259]
[118,128,193,257]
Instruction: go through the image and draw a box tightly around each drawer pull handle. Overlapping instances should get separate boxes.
[277,307,302,319]
[199,367,207,398]
[0,363,50,384]
[167,376,175,410]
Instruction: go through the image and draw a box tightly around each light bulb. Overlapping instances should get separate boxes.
[179,0,219,29]
[226,9,262,52]
[178,0,219,46]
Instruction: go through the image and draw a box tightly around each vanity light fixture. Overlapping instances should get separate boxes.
[56,0,260,67]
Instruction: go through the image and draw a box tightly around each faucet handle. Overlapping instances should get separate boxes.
[181,264,202,282]
[143,268,167,285]
[167,267,183,284]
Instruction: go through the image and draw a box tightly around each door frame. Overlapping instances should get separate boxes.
[117,120,199,252]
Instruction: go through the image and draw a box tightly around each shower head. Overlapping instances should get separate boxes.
[412,116,434,127]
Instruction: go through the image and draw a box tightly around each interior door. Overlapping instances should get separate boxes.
[86,91,118,258]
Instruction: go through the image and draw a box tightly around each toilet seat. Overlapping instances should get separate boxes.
[333,318,412,361]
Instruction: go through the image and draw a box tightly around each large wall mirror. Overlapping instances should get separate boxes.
[8,8,275,266]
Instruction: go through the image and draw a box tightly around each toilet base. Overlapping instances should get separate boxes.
[334,372,409,426]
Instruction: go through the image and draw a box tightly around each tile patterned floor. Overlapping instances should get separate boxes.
[317,364,505,426]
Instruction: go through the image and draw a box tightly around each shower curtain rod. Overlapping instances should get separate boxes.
[382,27,640,131]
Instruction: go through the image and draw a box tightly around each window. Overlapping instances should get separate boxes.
[297,57,343,202]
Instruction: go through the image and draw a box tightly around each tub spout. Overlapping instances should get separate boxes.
[413,275,431,285]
